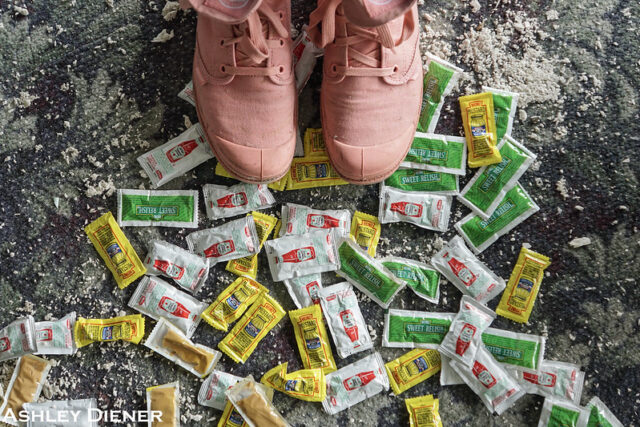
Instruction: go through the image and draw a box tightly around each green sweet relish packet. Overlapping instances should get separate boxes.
[483,86,519,143]
[455,183,539,253]
[577,396,623,427]
[538,397,586,427]
[418,53,463,133]
[385,169,459,195]
[401,133,467,176]
[381,257,441,304]
[336,238,405,309]
[458,135,536,219]
[117,189,198,228]
[482,327,546,370]
[383,309,454,349]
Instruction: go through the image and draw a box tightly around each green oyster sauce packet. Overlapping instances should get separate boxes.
[459,135,536,219]
[418,53,463,133]
[482,86,519,143]
[117,189,198,228]
[401,133,467,175]
[481,327,545,370]
[385,169,459,195]
[383,310,454,349]
[381,257,440,303]
[455,183,539,253]
[336,238,405,309]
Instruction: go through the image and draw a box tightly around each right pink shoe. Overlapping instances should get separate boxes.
[181,0,296,183]
[308,0,423,184]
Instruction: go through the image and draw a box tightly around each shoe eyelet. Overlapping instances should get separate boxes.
[393,65,399,73]
[331,64,337,72]
[220,65,227,73]
[278,11,284,19]
[279,39,285,47]
[278,65,285,73]
[219,40,225,46]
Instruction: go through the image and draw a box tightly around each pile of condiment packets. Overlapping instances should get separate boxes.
[0,48,624,427]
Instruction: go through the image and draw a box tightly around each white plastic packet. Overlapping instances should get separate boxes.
[322,352,389,415]
[226,378,290,427]
[143,239,209,294]
[538,396,587,427]
[283,273,323,309]
[24,399,98,427]
[264,229,339,281]
[449,345,525,415]
[144,319,221,378]
[202,183,275,220]
[379,184,452,232]
[506,360,585,405]
[280,203,351,237]
[318,282,373,359]
[137,123,213,188]
[438,296,496,367]
[198,370,242,411]
[177,80,195,106]
[293,25,323,93]
[577,396,623,427]
[431,236,505,304]
[440,355,465,386]
[0,316,37,362]
[128,276,206,338]
[34,312,76,355]
[186,216,260,266]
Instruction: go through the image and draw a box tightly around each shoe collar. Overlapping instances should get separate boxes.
[180,0,262,24]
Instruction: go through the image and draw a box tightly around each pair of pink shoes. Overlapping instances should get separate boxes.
[181,0,423,185]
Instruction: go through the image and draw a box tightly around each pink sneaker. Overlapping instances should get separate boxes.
[308,0,422,184]
[182,0,296,183]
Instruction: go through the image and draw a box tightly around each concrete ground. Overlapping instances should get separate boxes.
[0,0,639,426]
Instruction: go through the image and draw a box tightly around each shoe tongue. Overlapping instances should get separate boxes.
[342,0,414,27]
[195,0,262,23]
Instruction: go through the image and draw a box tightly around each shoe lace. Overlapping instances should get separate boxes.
[220,3,289,76]
[307,0,415,77]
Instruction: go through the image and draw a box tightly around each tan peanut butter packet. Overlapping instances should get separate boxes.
[146,382,179,427]
[0,355,51,426]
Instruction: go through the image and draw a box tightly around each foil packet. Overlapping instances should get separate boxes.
[418,53,463,133]
[143,239,209,294]
[385,169,460,195]
[283,274,323,309]
[0,316,37,362]
[0,355,52,427]
[260,363,326,402]
[23,399,98,427]
[198,370,242,411]
[538,396,586,427]
[34,312,76,355]
[506,360,585,405]
[146,382,180,427]
[203,183,275,220]
[381,256,441,304]
[137,123,213,188]
[290,304,337,374]
[577,396,623,427]
[201,276,268,332]
[431,236,506,304]
[385,349,441,395]
[117,189,199,228]
[74,314,145,348]
[186,216,260,266]
[319,282,373,359]
[280,203,350,237]
[264,229,339,281]
[401,133,467,176]
[226,378,290,427]
[226,212,278,278]
[383,310,454,349]
[379,185,452,232]
[128,276,206,338]
[349,211,382,257]
[322,352,389,415]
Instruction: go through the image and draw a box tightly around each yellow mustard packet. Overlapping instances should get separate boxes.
[288,156,348,190]
[74,314,145,348]
[84,211,146,289]
[303,128,326,157]
[459,93,502,168]
[201,276,268,332]
[350,211,382,257]
[218,294,286,363]
[497,246,551,323]
[385,349,441,395]
[260,362,326,402]
[405,395,443,427]
[226,212,278,278]
[289,305,337,374]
